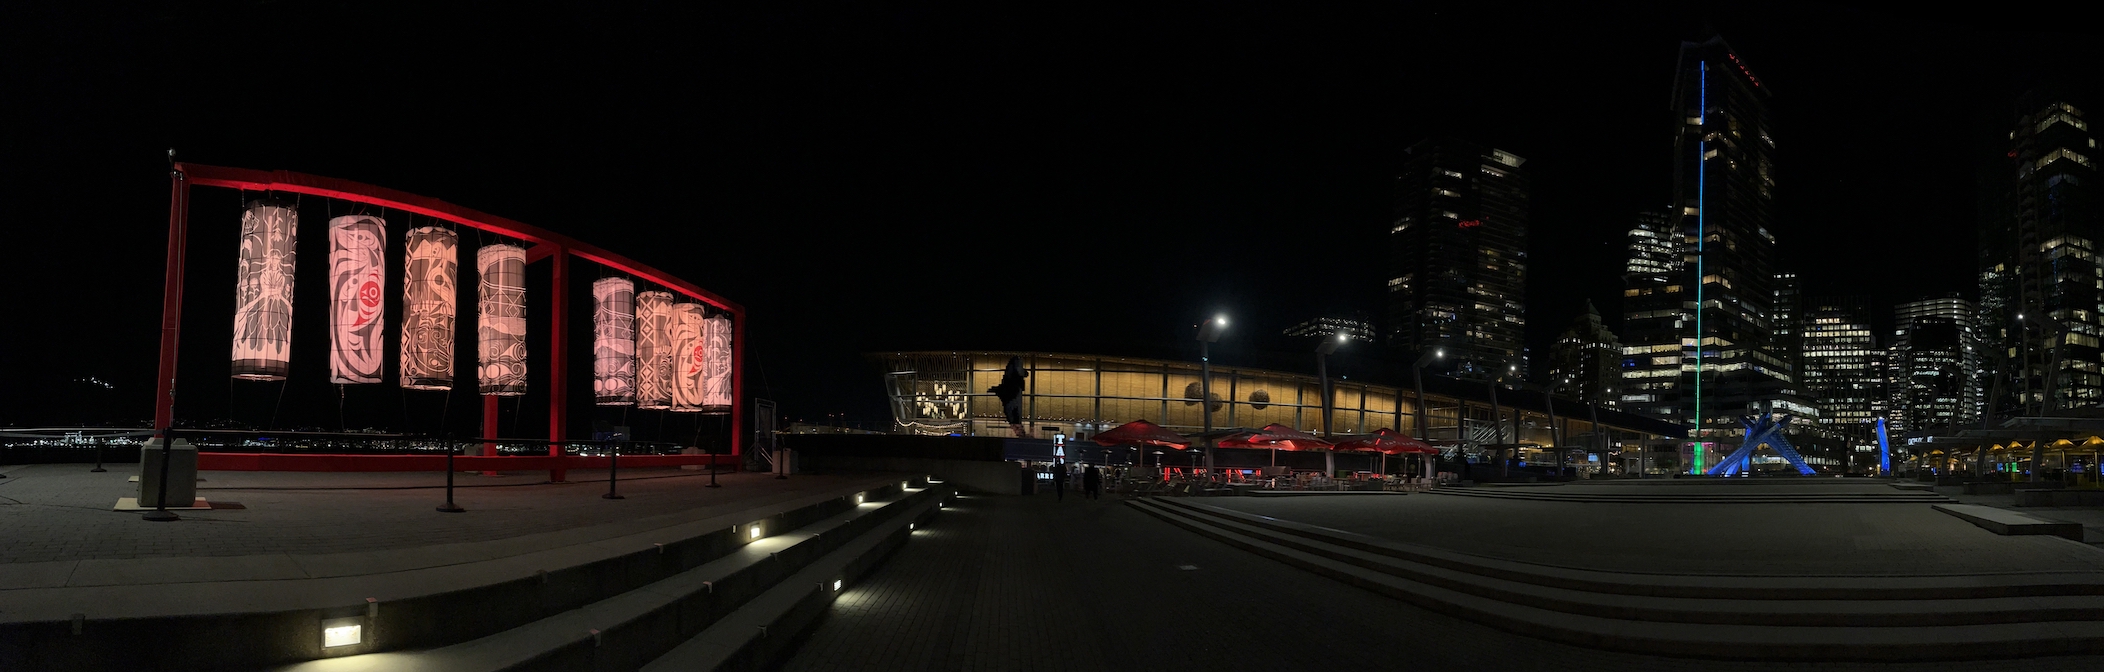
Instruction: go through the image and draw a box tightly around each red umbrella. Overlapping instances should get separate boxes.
[1253,423,1333,448]
[1332,428,1438,455]
[1092,419,1190,450]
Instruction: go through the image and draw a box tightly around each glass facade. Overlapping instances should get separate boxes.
[876,351,1681,468]
[1388,138,1530,378]
[1892,295,1982,433]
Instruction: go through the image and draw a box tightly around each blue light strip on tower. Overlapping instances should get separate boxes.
[1693,61,1707,475]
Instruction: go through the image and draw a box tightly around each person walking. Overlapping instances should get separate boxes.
[1053,463,1066,501]
[1083,463,1102,500]
[989,356,1030,438]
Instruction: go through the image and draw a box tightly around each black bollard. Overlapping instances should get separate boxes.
[438,441,466,513]
[603,441,624,500]
[706,446,721,488]
[91,437,107,473]
[142,430,180,521]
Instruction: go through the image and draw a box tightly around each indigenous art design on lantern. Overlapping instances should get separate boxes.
[592,278,637,405]
[327,215,387,384]
[477,244,529,396]
[669,303,705,412]
[702,314,733,411]
[633,291,675,410]
[401,227,458,390]
[232,199,299,380]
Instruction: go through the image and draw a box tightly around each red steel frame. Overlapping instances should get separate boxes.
[152,164,746,477]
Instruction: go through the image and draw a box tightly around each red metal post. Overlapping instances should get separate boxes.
[732,310,746,458]
[482,394,500,476]
[548,249,569,482]
[152,166,190,437]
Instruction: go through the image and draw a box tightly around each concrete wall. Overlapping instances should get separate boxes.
[802,455,1021,495]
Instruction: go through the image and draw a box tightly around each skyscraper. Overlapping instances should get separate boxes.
[1619,209,1684,420]
[1801,298,1886,430]
[1387,137,1530,379]
[1892,295,1982,433]
[1547,300,1622,409]
[1987,99,2103,414]
[1620,35,1810,463]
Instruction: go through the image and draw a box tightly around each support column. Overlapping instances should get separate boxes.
[482,395,500,476]
[732,311,747,460]
[549,250,569,483]
[152,162,190,438]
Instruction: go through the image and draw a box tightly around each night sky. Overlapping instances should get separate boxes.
[5,4,2100,433]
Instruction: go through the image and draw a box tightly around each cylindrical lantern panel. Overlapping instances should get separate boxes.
[232,199,299,381]
[327,215,387,384]
[702,314,733,411]
[592,278,637,406]
[669,303,705,412]
[634,291,674,410]
[401,227,458,390]
[477,244,528,396]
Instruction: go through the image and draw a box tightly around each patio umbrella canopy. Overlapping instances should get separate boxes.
[1092,419,1191,450]
[1331,428,1439,455]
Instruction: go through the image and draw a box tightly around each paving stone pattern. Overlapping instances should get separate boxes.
[0,463,872,564]
[777,492,2104,672]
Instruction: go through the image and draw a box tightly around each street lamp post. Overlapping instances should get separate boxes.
[1316,334,1345,477]
[1412,349,1442,481]
[2018,310,2067,483]
[1197,315,1227,478]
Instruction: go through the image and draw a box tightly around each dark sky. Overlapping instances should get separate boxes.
[5,4,2101,433]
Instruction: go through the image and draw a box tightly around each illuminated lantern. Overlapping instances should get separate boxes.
[669,303,705,412]
[232,199,298,380]
[400,227,458,390]
[327,215,387,384]
[477,244,528,396]
[592,278,637,405]
[634,291,674,410]
[702,314,733,411]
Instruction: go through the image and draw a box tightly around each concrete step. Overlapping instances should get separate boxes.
[1127,498,2104,661]
[1934,504,2086,540]
[2,476,931,672]
[276,483,951,672]
[1135,499,2104,628]
[1424,488,1951,503]
[1149,498,2104,600]
[639,493,940,672]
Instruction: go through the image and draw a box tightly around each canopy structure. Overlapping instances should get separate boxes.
[1092,419,1190,450]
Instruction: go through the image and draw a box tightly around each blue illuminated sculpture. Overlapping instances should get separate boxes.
[1706,412,1817,476]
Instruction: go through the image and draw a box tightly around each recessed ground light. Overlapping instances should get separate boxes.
[322,618,362,648]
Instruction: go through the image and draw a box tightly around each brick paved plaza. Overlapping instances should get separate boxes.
[778,489,2104,672]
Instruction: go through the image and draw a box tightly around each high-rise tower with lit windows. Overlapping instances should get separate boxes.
[1981,99,2103,415]
[1387,137,1530,379]
[1621,35,1811,468]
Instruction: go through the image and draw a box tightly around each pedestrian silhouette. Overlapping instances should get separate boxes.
[1083,463,1101,500]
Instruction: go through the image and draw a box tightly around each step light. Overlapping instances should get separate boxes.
[832,579,842,591]
[322,617,362,648]
[749,524,763,540]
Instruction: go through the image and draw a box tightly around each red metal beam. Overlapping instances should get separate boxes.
[198,452,734,472]
[176,164,740,312]
[152,169,190,438]
[549,251,569,483]
[170,163,748,459]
